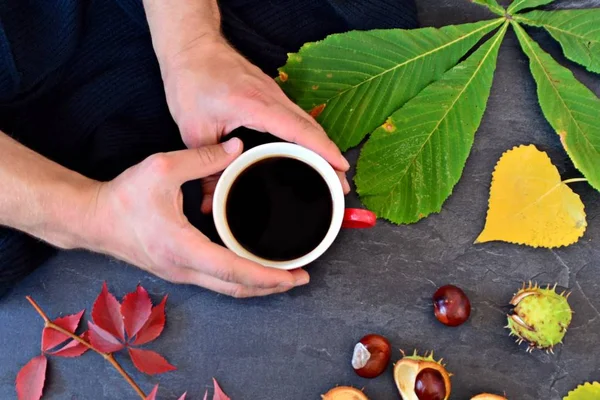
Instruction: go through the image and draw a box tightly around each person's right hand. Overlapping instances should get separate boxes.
[89,137,309,298]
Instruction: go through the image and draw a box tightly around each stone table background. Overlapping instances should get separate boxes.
[1,0,599,399]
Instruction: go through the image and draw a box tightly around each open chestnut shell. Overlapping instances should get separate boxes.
[471,394,507,400]
[321,386,369,399]
[394,351,451,400]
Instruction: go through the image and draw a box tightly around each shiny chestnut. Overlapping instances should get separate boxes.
[394,351,451,400]
[415,368,447,400]
[433,285,471,327]
[351,334,391,378]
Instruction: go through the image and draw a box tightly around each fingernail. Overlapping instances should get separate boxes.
[295,278,310,286]
[343,178,351,193]
[223,137,242,154]
[340,156,350,171]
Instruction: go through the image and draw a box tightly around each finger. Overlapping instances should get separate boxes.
[288,268,310,283]
[270,99,347,176]
[183,234,309,288]
[278,97,330,139]
[201,173,221,214]
[261,76,323,128]
[174,268,298,298]
[247,103,350,172]
[272,99,354,183]
[337,170,351,194]
[163,138,243,184]
[269,86,324,131]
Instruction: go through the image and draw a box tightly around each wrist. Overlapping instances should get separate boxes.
[142,0,223,76]
[0,131,106,252]
[36,174,105,251]
[160,31,225,82]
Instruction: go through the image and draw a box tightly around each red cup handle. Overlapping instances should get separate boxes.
[342,208,377,229]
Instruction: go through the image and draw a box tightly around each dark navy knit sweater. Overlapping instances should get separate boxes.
[0,0,418,296]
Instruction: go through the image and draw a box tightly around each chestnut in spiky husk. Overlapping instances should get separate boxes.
[471,394,507,400]
[394,350,451,400]
[321,386,369,400]
[507,282,572,353]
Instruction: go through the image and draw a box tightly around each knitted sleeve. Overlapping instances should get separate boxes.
[0,1,83,104]
[0,19,17,103]
[110,0,418,78]
[114,0,149,30]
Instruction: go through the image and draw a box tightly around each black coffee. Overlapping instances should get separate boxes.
[225,157,333,261]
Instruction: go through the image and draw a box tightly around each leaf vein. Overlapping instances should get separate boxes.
[319,19,503,108]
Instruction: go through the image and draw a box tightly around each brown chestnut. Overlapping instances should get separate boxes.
[394,351,451,400]
[321,386,369,399]
[433,285,471,327]
[471,394,507,400]
[415,368,446,400]
[351,334,391,378]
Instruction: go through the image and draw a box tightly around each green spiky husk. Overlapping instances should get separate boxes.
[401,350,449,368]
[403,350,436,361]
[563,381,600,400]
[507,282,573,352]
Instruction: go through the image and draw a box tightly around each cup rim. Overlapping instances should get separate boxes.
[212,142,345,270]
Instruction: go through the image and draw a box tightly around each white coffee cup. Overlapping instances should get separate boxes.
[212,142,375,270]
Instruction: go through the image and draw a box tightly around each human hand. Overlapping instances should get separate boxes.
[161,34,351,212]
[90,138,309,298]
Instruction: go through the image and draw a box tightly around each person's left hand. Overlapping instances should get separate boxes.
[160,34,351,213]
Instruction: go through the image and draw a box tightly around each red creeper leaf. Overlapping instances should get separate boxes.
[92,282,125,341]
[133,295,167,346]
[128,348,176,375]
[48,331,89,358]
[203,391,208,400]
[49,340,88,358]
[88,322,124,353]
[177,392,187,400]
[41,309,84,352]
[144,384,159,400]
[121,285,152,340]
[15,355,47,400]
[213,378,231,400]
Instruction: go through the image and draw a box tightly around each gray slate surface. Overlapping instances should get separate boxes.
[1,0,600,399]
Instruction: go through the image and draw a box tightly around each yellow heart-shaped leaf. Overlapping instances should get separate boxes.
[476,144,587,248]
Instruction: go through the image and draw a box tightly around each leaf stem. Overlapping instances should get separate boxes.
[512,15,532,24]
[106,354,146,399]
[26,295,50,322]
[26,296,146,400]
[563,178,588,185]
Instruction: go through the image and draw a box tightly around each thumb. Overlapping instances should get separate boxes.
[168,138,243,184]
